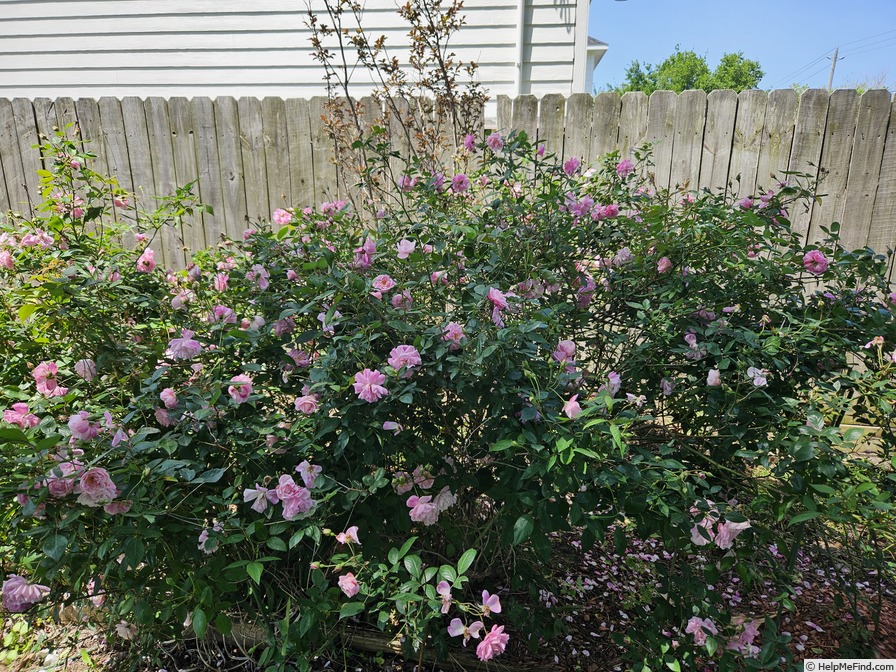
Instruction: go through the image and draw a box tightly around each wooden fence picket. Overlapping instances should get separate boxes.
[669,89,705,191]
[699,89,736,193]
[868,94,896,282]
[838,90,891,253]
[0,91,894,271]
[807,89,859,245]
[590,91,621,160]
[728,90,768,200]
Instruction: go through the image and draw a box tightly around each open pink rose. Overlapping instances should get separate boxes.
[76,467,117,507]
[2,574,50,613]
[338,572,360,598]
[476,624,510,661]
[802,249,829,275]
[228,374,253,404]
[353,369,388,403]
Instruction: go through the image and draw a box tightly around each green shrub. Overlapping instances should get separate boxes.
[1,129,895,671]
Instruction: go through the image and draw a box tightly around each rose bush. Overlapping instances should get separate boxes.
[1,129,895,671]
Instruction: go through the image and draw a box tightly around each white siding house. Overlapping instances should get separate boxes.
[0,0,604,101]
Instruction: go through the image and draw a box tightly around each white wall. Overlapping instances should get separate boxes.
[0,0,585,100]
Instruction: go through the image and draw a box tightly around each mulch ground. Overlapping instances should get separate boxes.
[3,529,895,672]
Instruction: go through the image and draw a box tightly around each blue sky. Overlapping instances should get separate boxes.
[588,0,896,91]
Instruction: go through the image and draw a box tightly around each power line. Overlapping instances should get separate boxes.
[768,49,835,89]
[840,37,896,58]
[838,27,896,48]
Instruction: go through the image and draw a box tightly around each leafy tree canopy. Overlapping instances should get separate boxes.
[613,47,764,94]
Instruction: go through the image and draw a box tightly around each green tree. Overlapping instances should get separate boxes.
[613,47,764,94]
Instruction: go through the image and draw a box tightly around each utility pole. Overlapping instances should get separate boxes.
[827,47,840,91]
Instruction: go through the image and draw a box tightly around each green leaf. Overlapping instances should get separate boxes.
[246,562,263,585]
[0,428,29,443]
[266,537,287,552]
[42,534,68,562]
[788,510,821,526]
[214,613,233,636]
[17,304,40,322]
[393,536,416,562]
[339,602,365,620]
[456,548,476,576]
[192,467,227,484]
[665,656,682,672]
[403,554,422,578]
[512,515,534,545]
[705,636,718,657]
[192,607,208,639]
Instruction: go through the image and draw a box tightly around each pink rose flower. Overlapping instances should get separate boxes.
[372,274,397,297]
[476,624,510,661]
[353,368,388,403]
[448,618,484,646]
[563,395,582,419]
[563,156,581,176]
[272,317,295,337]
[715,520,751,549]
[552,340,575,364]
[433,486,456,512]
[382,421,403,434]
[275,474,314,520]
[338,573,360,598]
[104,500,132,515]
[616,159,634,177]
[155,407,175,427]
[802,249,829,275]
[407,494,439,526]
[33,361,67,397]
[198,522,222,554]
[294,395,319,414]
[272,208,293,226]
[76,467,117,507]
[685,616,718,646]
[451,173,471,193]
[213,273,229,291]
[243,484,279,513]
[46,461,81,498]
[396,239,416,259]
[228,374,253,404]
[487,287,508,310]
[335,526,360,545]
[160,388,178,409]
[68,411,99,441]
[388,345,422,374]
[115,620,137,640]
[2,574,50,613]
[0,250,14,269]
[481,590,502,616]
[660,378,676,396]
[4,403,39,429]
[136,248,156,272]
[486,132,504,152]
[295,460,323,488]
[442,321,465,348]
[391,290,413,311]
[747,366,768,387]
[437,581,452,613]
[168,329,202,360]
[248,264,270,290]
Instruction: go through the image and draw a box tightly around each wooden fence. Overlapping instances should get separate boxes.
[1,90,895,276]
